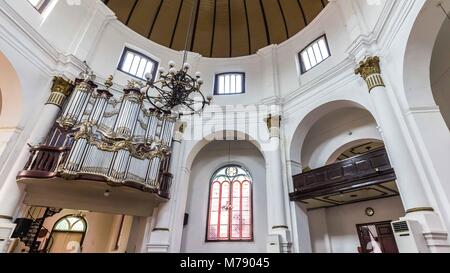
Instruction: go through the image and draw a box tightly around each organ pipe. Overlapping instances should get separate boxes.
[54,78,176,193]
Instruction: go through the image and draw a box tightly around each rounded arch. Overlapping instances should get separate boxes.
[0,51,23,128]
[289,99,375,169]
[52,214,88,233]
[325,138,384,165]
[403,0,447,109]
[185,130,265,171]
[47,214,88,253]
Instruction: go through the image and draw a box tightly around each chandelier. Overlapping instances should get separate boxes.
[144,0,211,116]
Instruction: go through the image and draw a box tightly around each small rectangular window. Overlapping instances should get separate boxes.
[118,47,159,82]
[299,35,330,74]
[28,0,51,13]
[214,73,245,95]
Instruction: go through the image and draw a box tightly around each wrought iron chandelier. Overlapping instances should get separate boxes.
[144,0,211,116]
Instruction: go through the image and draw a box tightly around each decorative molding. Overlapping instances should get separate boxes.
[152,228,170,232]
[0,215,13,220]
[406,106,442,115]
[0,1,88,79]
[46,77,75,107]
[406,207,435,214]
[272,225,289,230]
[355,56,385,92]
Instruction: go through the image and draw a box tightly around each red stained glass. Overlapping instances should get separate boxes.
[207,166,253,241]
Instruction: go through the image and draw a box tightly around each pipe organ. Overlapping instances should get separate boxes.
[19,77,177,199]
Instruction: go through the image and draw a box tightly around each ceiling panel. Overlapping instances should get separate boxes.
[230,0,250,57]
[149,0,182,47]
[299,0,325,24]
[211,0,230,58]
[102,0,326,58]
[262,0,287,45]
[302,181,400,210]
[126,0,160,38]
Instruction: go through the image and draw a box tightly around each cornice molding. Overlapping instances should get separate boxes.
[0,1,88,78]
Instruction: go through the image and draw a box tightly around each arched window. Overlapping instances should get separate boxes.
[48,215,87,253]
[206,165,253,241]
[53,216,87,232]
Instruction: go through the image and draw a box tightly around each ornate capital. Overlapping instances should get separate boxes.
[355,56,385,92]
[46,76,74,107]
[265,114,281,138]
[173,122,187,143]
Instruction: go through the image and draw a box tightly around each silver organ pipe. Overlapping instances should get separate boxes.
[57,80,174,194]
[113,89,142,138]
[88,90,112,125]
[146,156,162,187]
[145,111,159,142]
[60,81,95,127]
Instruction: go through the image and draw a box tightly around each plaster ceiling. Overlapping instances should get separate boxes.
[102,0,328,58]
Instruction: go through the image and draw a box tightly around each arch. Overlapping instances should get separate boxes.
[47,215,87,253]
[289,99,374,169]
[185,130,265,171]
[180,136,267,252]
[402,0,447,109]
[0,51,23,128]
[325,138,384,165]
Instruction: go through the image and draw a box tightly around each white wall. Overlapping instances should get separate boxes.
[301,107,381,169]
[431,19,450,130]
[308,196,405,253]
[181,141,267,253]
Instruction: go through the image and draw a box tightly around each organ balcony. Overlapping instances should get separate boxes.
[17,77,177,217]
[290,147,398,210]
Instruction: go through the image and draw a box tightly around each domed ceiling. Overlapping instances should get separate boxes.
[102,0,327,58]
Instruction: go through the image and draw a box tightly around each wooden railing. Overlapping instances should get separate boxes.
[290,147,396,201]
[17,143,173,199]
[17,145,70,179]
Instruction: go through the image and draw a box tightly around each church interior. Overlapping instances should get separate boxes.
[0,0,449,253]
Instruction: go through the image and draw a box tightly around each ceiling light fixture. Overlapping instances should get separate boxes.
[144,0,212,116]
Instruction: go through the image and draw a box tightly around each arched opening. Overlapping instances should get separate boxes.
[181,137,267,253]
[403,0,450,130]
[0,51,23,161]
[290,101,405,253]
[47,215,87,253]
[402,0,450,234]
[430,15,450,130]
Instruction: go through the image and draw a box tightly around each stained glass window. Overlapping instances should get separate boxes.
[207,165,253,241]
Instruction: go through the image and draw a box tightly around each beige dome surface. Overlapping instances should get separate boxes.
[102,0,327,58]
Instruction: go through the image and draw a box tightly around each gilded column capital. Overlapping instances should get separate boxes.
[173,122,187,143]
[355,56,385,92]
[265,114,281,138]
[46,76,75,108]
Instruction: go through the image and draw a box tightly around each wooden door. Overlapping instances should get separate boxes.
[356,221,399,253]
[376,223,399,253]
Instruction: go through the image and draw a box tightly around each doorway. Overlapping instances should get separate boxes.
[356,221,399,253]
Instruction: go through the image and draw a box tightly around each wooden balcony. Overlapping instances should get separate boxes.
[290,147,397,207]
[17,144,172,217]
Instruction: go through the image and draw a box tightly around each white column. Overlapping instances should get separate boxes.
[0,77,74,253]
[356,57,450,253]
[146,122,185,253]
[265,115,291,253]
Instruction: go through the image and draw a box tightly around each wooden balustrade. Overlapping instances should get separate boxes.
[290,147,396,202]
